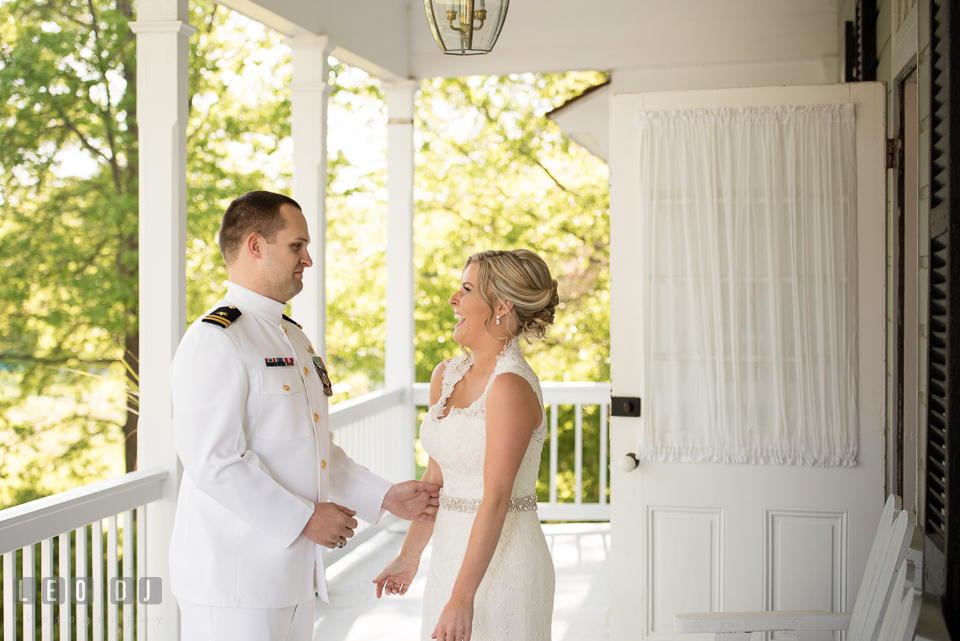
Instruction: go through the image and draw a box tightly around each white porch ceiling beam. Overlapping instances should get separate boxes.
[129,0,193,638]
[216,0,412,81]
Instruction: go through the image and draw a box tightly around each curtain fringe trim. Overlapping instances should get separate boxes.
[635,447,858,468]
[638,104,856,127]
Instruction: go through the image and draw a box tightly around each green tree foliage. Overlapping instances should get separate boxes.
[0,0,139,505]
[414,73,610,383]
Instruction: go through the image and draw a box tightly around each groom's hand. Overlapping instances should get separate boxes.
[382,480,441,522]
[301,502,358,548]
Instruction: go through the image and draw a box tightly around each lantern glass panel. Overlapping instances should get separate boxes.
[424,0,509,55]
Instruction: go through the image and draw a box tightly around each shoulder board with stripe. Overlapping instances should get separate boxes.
[282,314,302,329]
[202,306,242,328]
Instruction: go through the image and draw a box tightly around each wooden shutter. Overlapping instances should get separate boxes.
[925,0,960,625]
[844,1,878,82]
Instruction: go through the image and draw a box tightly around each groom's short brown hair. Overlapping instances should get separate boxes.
[218,191,302,265]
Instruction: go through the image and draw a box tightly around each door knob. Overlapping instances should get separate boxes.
[619,453,639,472]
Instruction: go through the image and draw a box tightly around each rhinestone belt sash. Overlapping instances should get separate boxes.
[439,490,538,513]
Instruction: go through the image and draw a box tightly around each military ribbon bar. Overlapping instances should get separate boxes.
[265,358,295,367]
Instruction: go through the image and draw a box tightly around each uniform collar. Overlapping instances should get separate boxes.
[225,282,287,324]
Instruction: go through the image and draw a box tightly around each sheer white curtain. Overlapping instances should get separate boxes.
[637,104,858,466]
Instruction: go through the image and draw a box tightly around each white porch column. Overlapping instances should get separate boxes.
[384,80,418,480]
[289,35,334,355]
[129,0,194,639]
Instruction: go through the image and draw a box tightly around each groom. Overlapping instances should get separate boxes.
[168,191,439,641]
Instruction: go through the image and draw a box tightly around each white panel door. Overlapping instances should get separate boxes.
[608,83,887,640]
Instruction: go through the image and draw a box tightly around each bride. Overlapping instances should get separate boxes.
[373,249,558,640]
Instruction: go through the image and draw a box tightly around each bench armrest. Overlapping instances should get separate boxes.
[674,611,853,634]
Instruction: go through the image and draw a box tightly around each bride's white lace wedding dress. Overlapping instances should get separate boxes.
[419,338,555,640]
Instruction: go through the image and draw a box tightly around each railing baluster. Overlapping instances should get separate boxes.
[107,516,118,641]
[23,544,35,641]
[40,537,53,641]
[136,507,145,641]
[59,531,72,641]
[76,525,88,641]
[93,520,103,641]
[3,550,14,641]
[122,511,133,640]
[574,404,583,504]
[600,403,608,506]
[549,404,558,505]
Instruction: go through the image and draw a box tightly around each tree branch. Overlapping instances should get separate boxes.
[52,103,108,163]
[529,156,571,193]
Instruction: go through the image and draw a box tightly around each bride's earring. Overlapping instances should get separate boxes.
[496,315,501,325]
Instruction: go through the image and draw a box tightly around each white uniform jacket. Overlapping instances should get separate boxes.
[169,282,393,608]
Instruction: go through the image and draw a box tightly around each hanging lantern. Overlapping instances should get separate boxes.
[424,0,510,56]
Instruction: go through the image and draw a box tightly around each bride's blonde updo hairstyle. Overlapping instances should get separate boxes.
[465,249,559,343]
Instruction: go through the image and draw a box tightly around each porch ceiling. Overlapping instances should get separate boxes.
[219,0,841,81]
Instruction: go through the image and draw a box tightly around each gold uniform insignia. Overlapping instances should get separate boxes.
[202,306,242,328]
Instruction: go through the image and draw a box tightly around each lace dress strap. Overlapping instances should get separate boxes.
[433,354,471,420]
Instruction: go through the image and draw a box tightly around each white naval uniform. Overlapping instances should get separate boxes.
[169,282,393,612]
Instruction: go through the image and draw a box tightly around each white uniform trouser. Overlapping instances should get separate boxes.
[179,598,314,641]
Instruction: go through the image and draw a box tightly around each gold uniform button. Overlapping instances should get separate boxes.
[283,327,288,334]
[283,385,290,391]
[303,367,309,376]
[307,345,314,354]
[321,459,327,470]
[313,413,319,422]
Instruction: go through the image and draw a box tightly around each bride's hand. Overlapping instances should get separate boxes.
[372,556,418,598]
[431,595,473,641]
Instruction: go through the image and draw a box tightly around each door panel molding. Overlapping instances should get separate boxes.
[764,508,848,615]
[646,506,724,639]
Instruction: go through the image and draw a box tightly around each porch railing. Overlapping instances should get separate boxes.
[329,386,413,484]
[0,468,167,641]
[0,379,611,638]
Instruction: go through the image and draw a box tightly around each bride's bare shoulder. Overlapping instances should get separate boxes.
[486,373,541,432]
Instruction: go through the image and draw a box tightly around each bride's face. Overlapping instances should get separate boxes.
[449,263,495,348]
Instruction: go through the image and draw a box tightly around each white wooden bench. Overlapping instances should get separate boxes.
[674,495,920,641]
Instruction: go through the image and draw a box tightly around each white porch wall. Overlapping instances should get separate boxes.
[129,0,194,638]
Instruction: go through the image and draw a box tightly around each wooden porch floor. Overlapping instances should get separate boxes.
[314,520,612,641]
